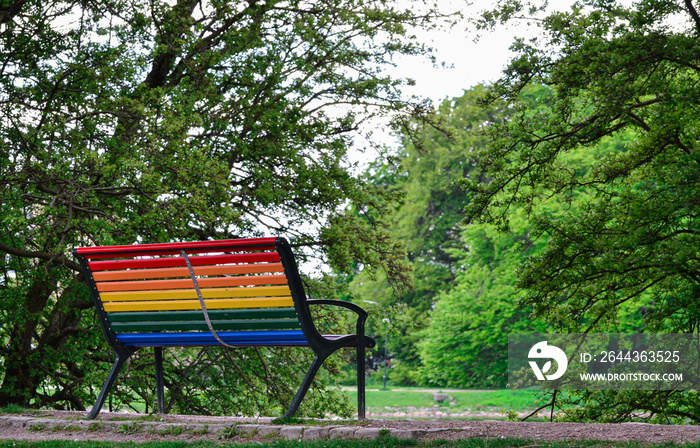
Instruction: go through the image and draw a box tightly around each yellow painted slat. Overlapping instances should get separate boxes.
[100,285,291,302]
[103,297,294,312]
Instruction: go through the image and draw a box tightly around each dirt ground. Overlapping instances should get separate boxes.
[2,411,700,444]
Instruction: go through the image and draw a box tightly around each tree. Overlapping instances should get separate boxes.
[419,209,548,389]
[346,85,502,384]
[410,85,554,389]
[0,0,446,412]
[465,0,700,421]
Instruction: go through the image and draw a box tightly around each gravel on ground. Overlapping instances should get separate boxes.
[1,411,700,444]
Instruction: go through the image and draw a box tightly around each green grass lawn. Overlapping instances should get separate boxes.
[343,388,540,416]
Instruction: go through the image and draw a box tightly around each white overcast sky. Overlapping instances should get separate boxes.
[394,1,522,103]
[390,0,687,103]
[393,0,555,103]
[352,0,549,161]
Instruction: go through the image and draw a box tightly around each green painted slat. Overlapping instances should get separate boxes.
[107,308,298,323]
[110,319,301,333]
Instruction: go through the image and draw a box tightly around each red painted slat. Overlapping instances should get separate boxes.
[76,238,278,259]
[87,251,280,271]
[92,263,285,281]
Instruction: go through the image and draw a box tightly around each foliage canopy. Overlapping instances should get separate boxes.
[466,0,700,422]
[346,85,551,388]
[0,0,446,412]
[347,86,491,383]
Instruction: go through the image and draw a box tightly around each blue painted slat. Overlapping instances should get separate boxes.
[115,330,308,347]
[119,341,311,347]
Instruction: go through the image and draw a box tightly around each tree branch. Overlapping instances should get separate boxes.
[685,0,700,35]
[143,0,199,88]
[0,0,25,26]
[0,242,81,271]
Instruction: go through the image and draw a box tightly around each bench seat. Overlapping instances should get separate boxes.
[116,330,372,347]
[74,237,374,419]
[115,329,309,346]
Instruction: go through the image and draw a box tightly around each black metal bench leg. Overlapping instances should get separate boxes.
[357,339,366,419]
[155,347,165,414]
[282,353,327,418]
[87,352,131,419]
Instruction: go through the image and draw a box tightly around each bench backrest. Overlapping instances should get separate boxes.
[74,237,311,345]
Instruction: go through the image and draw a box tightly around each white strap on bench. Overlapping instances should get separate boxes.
[181,250,237,348]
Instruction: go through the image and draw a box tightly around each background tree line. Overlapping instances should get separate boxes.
[349,0,700,423]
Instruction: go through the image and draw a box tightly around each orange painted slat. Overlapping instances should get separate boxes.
[92,263,285,282]
[96,274,289,292]
[100,285,292,302]
[88,252,280,271]
[102,297,294,312]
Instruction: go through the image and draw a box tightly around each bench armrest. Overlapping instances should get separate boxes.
[306,299,368,318]
[306,299,369,337]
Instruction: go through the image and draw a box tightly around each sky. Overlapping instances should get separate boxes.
[390,0,687,105]
[393,2,523,103]
[352,0,538,161]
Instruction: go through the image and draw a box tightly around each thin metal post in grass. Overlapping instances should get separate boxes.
[383,318,389,390]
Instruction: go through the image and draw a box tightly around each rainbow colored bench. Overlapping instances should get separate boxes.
[74,237,375,419]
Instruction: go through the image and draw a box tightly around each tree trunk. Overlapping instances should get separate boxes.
[0,274,55,406]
